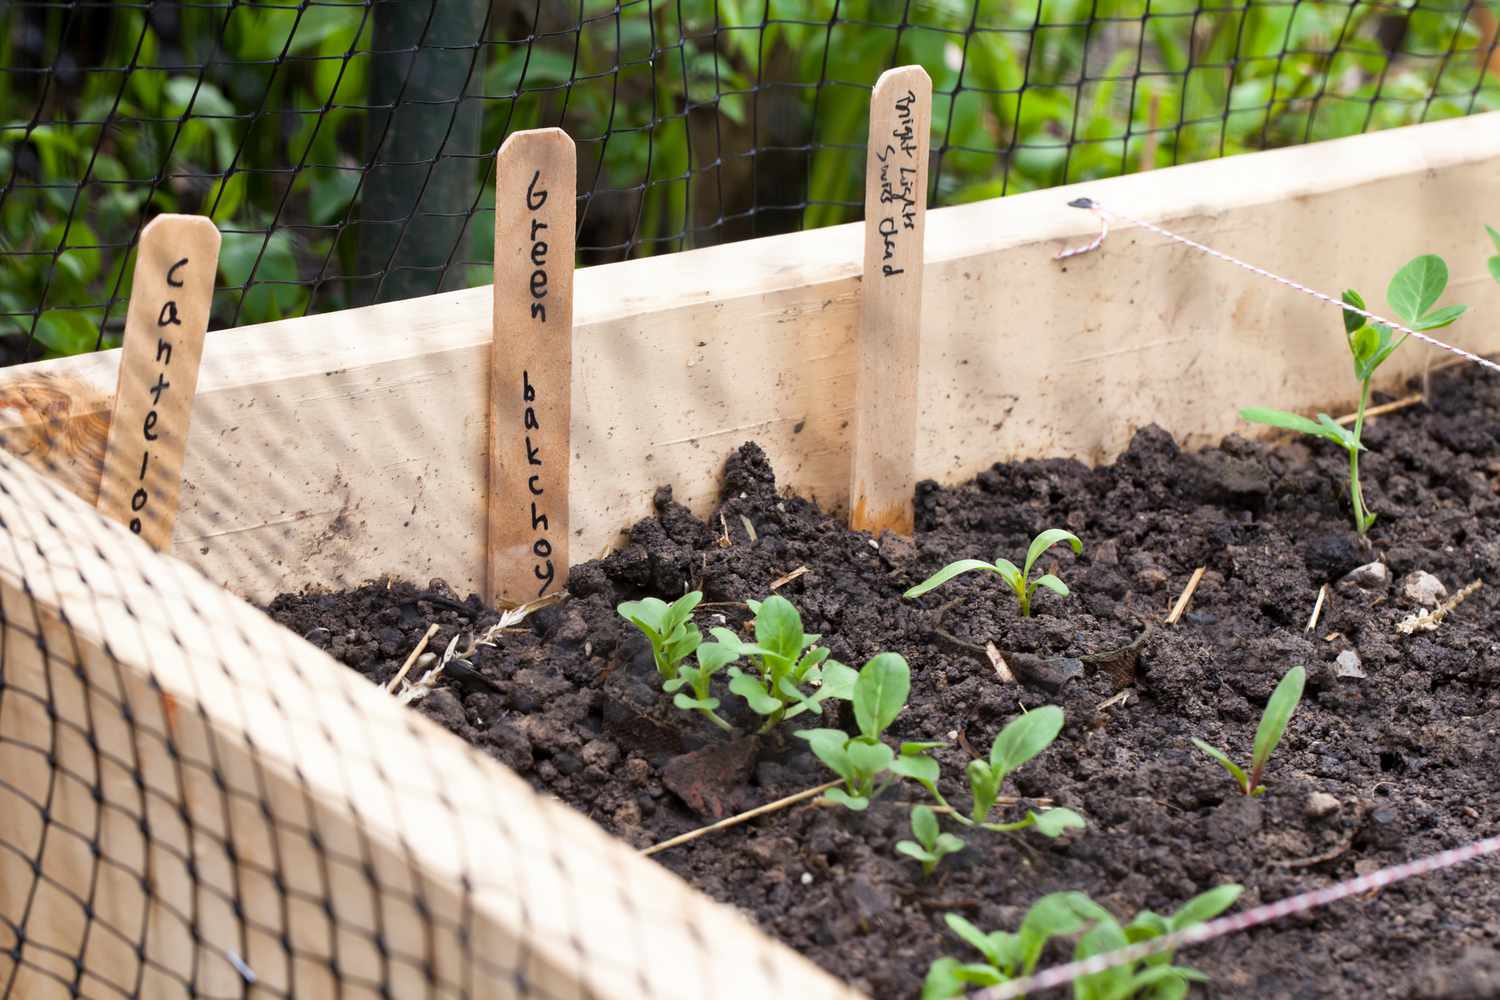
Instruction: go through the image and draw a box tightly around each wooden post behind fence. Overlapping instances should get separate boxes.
[488,128,576,605]
[96,214,220,550]
[849,65,931,536]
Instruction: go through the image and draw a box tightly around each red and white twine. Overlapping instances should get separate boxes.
[969,832,1500,999]
[1055,197,1500,378]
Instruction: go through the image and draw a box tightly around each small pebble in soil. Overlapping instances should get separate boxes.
[1305,791,1342,819]
[1340,561,1390,590]
[1336,650,1367,679]
[1403,570,1448,607]
[800,872,813,886]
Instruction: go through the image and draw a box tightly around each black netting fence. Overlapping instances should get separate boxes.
[3,0,1499,360]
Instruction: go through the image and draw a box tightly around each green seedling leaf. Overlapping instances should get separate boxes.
[729,673,782,715]
[1169,884,1243,931]
[911,803,940,847]
[1486,224,1500,254]
[903,559,998,599]
[752,594,804,663]
[823,788,869,811]
[1028,806,1085,838]
[989,558,1025,591]
[921,958,1002,1000]
[967,759,1001,823]
[991,705,1065,776]
[945,914,1014,969]
[1033,573,1069,596]
[890,750,941,788]
[1414,304,1466,331]
[1249,665,1305,789]
[1314,413,1363,451]
[671,694,720,712]
[816,659,858,701]
[853,652,910,739]
[1191,737,1251,794]
[1387,254,1448,325]
[1023,528,1083,577]
[845,738,895,778]
[1240,406,1349,447]
[1341,288,1367,335]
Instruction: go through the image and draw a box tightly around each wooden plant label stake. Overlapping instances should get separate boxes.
[488,128,576,604]
[849,65,931,536]
[97,214,220,550]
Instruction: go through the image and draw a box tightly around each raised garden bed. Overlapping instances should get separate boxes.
[270,363,1500,999]
[4,114,1500,999]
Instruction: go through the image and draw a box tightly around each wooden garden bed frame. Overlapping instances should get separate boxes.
[2,111,1500,999]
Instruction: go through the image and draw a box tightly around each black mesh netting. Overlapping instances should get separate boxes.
[2,0,1498,361]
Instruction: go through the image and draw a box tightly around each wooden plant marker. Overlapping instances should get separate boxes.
[849,65,931,536]
[488,128,576,604]
[97,214,221,550]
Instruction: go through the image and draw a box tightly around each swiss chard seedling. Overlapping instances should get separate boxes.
[794,652,943,810]
[662,640,736,731]
[617,591,703,681]
[922,885,1243,1000]
[904,529,1083,617]
[1192,665,1305,796]
[715,595,855,733]
[896,804,966,876]
[915,705,1085,839]
[1242,255,1466,534]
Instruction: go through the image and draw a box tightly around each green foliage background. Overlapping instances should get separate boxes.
[2,0,1496,358]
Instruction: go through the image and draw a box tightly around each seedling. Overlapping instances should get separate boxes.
[904,529,1083,617]
[914,705,1085,839]
[896,805,966,876]
[1192,665,1305,796]
[922,885,1243,1000]
[714,595,856,733]
[1486,225,1500,285]
[662,640,735,731]
[1242,255,1466,534]
[617,591,703,681]
[794,652,943,810]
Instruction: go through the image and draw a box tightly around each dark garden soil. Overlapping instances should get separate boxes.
[267,366,1500,1000]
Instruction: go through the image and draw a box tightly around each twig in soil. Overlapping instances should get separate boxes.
[399,592,479,617]
[956,728,979,759]
[739,514,757,543]
[397,634,463,705]
[933,627,991,661]
[1096,689,1131,712]
[986,642,1014,683]
[1396,579,1482,635]
[1334,392,1423,425]
[1165,567,1206,625]
[386,623,440,693]
[1269,834,1354,869]
[717,512,732,548]
[640,779,841,857]
[1306,584,1328,633]
[769,565,808,590]
[917,897,980,912]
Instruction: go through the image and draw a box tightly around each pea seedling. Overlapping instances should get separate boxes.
[1241,255,1466,535]
[922,885,1243,1000]
[904,529,1083,617]
[662,641,736,731]
[795,652,943,810]
[714,594,856,733]
[617,591,703,681]
[1192,665,1305,796]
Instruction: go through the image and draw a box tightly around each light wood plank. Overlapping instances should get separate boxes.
[1,113,1499,601]
[95,215,220,548]
[489,128,576,604]
[0,448,861,1000]
[850,66,930,536]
